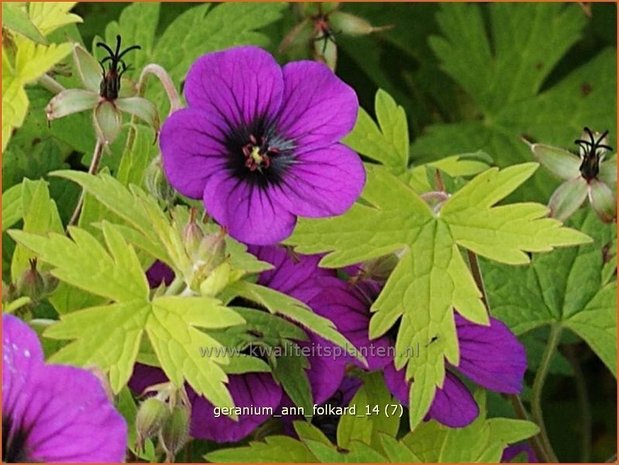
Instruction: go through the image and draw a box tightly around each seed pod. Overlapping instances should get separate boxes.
[159,404,190,462]
[135,397,170,452]
[16,259,45,301]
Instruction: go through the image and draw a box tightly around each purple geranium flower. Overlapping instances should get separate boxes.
[160,46,365,245]
[2,314,127,462]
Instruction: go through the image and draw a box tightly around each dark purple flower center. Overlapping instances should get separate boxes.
[2,416,31,463]
[225,116,296,188]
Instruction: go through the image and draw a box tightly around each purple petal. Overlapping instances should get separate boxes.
[383,362,408,405]
[2,315,44,419]
[502,442,538,463]
[146,261,175,288]
[160,108,229,199]
[307,277,391,370]
[128,363,168,395]
[277,61,358,150]
[250,245,335,296]
[190,373,282,442]
[426,371,479,428]
[283,144,365,218]
[184,46,283,129]
[202,174,296,245]
[300,334,347,405]
[384,363,479,428]
[456,315,526,394]
[22,365,127,462]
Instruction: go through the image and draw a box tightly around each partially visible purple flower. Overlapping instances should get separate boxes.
[383,314,527,427]
[129,364,282,444]
[132,250,351,443]
[502,442,538,462]
[2,314,127,462]
[160,46,365,245]
[146,260,175,288]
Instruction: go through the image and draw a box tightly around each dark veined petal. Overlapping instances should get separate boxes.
[307,276,391,371]
[277,60,358,151]
[22,365,127,462]
[455,314,526,394]
[160,108,229,199]
[202,173,296,245]
[383,363,479,428]
[426,371,479,428]
[190,373,282,443]
[184,46,284,128]
[283,143,365,218]
[250,245,335,296]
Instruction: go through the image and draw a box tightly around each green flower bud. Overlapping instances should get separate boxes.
[159,404,190,462]
[16,259,45,301]
[189,231,227,291]
[145,156,176,204]
[136,397,170,452]
[329,11,391,37]
[183,208,205,258]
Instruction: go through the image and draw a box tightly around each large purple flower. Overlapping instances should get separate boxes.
[2,314,127,462]
[160,46,365,245]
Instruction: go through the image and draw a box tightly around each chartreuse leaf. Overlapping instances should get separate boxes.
[411,4,615,200]
[206,435,317,463]
[287,163,590,428]
[9,222,244,411]
[343,89,409,172]
[52,170,185,270]
[271,340,313,415]
[2,3,80,150]
[400,392,538,462]
[10,179,63,282]
[2,4,47,44]
[337,373,400,455]
[483,210,617,376]
[2,183,23,232]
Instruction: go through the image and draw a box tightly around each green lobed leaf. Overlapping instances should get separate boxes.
[483,209,617,376]
[411,4,616,201]
[2,183,22,232]
[288,163,591,428]
[10,179,63,282]
[343,89,409,172]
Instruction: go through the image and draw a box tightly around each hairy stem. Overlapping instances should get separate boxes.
[67,140,104,227]
[467,251,552,462]
[137,64,182,114]
[564,344,592,462]
[38,73,65,94]
[532,324,562,462]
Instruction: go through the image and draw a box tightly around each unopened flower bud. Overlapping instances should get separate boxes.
[145,156,176,204]
[183,208,205,257]
[159,404,190,462]
[16,259,45,301]
[329,11,391,37]
[136,397,170,452]
[190,231,227,291]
